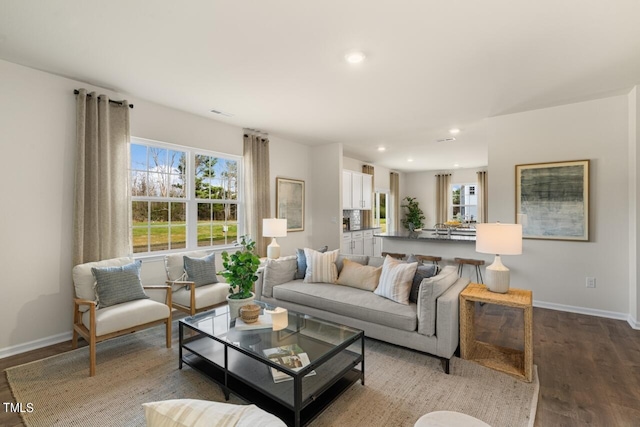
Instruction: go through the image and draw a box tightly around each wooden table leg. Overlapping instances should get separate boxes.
[524,305,533,382]
[460,297,475,359]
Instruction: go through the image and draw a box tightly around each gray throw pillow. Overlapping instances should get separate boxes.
[409,264,439,303]
[92,260,148,308]
[184,252,218,287]
[263,255,298,297]
[295,246,328,279]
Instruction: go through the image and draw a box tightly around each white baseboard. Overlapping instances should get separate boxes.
[533,300,630,322]
[0,331,72,360]
[628,314,640,330]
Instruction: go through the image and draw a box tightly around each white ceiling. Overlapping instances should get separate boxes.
[1,1,640,171]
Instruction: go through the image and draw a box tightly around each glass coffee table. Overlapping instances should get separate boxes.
[179,300,365,427]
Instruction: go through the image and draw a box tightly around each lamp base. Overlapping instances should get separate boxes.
[485,255,510,293]
[267,238,281,259]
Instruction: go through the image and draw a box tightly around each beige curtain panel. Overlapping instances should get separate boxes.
[73,89,131,265]
[435,173,451,224]
[243,133,271,257]
[476,170,488,223]
[361,164,374,228]
[389,172,400,233]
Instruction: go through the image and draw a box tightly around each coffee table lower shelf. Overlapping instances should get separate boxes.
[181,352,363,427]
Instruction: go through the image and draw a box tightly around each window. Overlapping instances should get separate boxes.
[450,183,477,223]
[374,192,388,233]
[130,138,241,254]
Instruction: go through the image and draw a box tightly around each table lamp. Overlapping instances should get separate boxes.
[475,223,522,293]
[263,218,287,259]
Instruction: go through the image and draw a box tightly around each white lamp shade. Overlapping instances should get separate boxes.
[476,223,522,255]
[263,218,287,237]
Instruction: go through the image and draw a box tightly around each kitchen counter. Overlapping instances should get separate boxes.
[375,229,476,243]
[343,227,381,232]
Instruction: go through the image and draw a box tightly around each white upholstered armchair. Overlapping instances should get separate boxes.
[164,250,229,316]
[72,257,172,376]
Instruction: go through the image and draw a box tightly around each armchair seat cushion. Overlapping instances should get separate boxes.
[172,282,228,309]
[82,299,170,337]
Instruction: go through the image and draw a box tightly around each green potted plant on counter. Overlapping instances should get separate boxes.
[221,235,261,318]
[401,197,426,231]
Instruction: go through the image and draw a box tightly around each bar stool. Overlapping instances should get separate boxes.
[381,252,406,260]
[454,257,485,283]
[414,255,442,266]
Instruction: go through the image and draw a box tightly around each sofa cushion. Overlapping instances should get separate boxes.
[335,254,369,274]
[417,265,459,337]
[143,399,286,427]
[91,260,149,308]
[374,256,418,305]
[294,246,328,279]
[336,258,382,291]
[303,248,339,283]
[409,264,439,303]
[82,298,169,337]
[172,282,229,309]
[273,282,417,331]
[263,255,298,298]
[184,252,218,287]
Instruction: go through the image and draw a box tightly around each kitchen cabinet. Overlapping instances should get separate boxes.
[363,228,382,257]
[342,231,364,255]
[342,170,373,210]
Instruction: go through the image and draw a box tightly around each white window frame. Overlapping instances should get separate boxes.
[130,137,243,256]
[450,183,478,223]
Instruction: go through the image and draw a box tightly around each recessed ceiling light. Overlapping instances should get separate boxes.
[453,163,460,168]
[450,128,460,135]
[345,51,366,64]
[377,146,386,152]
[407,158,414,162]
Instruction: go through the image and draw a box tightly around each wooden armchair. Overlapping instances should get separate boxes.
[72,257,172,376]
[164,250,229,316]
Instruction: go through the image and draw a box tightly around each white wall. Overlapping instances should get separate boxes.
[0,59,314,355]
[487,95,630,316]
[310,144,343,250]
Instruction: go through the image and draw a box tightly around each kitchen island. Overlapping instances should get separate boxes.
[375,229,492,270]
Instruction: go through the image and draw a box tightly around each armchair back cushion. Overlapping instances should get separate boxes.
[92,260,149,308]
[165,250,211,285]
[73,257,134,312]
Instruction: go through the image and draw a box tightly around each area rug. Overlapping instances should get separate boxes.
[6,325,538,427]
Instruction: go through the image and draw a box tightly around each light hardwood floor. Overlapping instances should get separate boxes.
[1,306,639,426]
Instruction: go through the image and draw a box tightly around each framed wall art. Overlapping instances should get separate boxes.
[276,177,305,232]
[515,159,589,241]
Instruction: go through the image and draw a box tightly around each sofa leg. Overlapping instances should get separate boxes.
[441,358,450,374]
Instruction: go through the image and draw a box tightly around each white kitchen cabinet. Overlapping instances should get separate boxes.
[363,228,382,257]
[342,231,365,255]
[342,170,373,210]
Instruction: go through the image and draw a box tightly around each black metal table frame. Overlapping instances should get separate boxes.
[179,318,365,427]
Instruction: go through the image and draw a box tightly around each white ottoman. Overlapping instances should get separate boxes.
[414,410,491,427]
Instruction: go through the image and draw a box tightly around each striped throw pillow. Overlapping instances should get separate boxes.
[374,255,418,305]
[303,248,339,283]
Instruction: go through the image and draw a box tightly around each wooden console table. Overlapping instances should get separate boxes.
[460,283,533,382]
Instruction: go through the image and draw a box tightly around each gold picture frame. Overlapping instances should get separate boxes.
[515,159,589,241]
[276,177,305,232]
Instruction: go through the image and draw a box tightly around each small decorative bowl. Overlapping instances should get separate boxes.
[239,304,261,324]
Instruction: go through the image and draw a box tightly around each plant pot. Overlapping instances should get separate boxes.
[226,292,255,319]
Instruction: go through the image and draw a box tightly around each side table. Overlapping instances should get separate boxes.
[460,283,533,382]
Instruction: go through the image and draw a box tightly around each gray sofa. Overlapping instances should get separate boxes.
[254,254,470,373]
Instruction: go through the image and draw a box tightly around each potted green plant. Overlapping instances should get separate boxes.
[401,196,426,231]
[221,235,261,318]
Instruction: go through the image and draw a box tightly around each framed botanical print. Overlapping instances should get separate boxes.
[276,177,305,232]
[515,160,589,241]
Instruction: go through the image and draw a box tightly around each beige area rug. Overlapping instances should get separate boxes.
[6,325,538,427]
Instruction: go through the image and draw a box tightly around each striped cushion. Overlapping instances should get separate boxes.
[91,260,149,308]
[303,248,339,283]
[184,252,218,287]
[142,399,286,427]
[374,255,418,305]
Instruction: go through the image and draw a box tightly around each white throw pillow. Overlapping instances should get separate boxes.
[303,248,339,283]
[374,255,418,305]
[336,258,382,291]
[142,399,285,427]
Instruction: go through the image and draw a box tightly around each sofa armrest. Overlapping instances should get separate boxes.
[254,267,265,299]
[434,277,470,358]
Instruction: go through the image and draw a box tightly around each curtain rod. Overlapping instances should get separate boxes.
[73,89,134,109]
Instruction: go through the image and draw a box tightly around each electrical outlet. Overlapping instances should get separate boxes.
[586,277,596,288]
